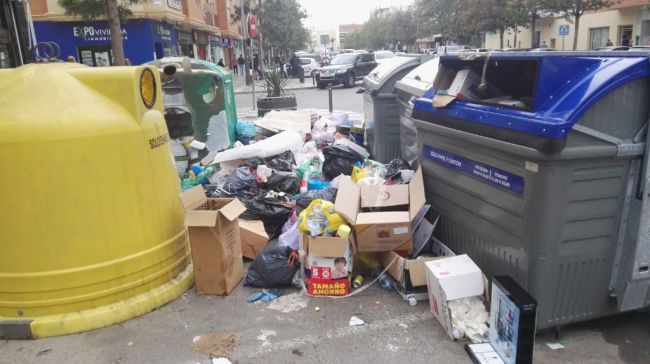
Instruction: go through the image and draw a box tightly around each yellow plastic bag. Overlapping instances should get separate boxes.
[298,199,346,236]
[351,166,368,183]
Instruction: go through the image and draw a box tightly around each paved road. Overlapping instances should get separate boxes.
[235,85,364,114]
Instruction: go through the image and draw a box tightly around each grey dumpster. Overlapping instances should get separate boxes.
[394,57,440,167]
[410,51,650,330]
[362,55,429,163]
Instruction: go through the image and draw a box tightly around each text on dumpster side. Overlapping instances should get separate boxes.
[423,145,525,196]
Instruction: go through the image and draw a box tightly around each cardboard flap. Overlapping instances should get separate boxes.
[432,94,456,108]
[185,210,219,227]
[307,236,350,257]
[335,176,360,224]
[179,185,208,210]
[380,251,406,283]
[239,220,268,239]
[360,185,409,208]
[409,168,426,220]
[356,211,410,225]
[406,257,440,287]
[219,198,246,221]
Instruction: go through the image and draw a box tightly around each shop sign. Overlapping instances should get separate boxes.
[73,25,127,41]
[154,25,173,42]
[168,0,182,10]
[222,37,231,48]
[209,35,222,45]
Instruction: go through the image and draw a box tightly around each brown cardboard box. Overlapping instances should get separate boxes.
[239,220,269,260]
[335,168,426,252]
[302,234,354,296]
[179,186,246,295]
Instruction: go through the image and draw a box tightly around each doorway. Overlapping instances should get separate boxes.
[550,38,556,49]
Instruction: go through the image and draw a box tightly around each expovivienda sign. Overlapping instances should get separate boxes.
[73,26,128,41]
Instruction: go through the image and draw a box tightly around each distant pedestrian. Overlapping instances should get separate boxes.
[217,58,225,67]
[231,54,238,75]
[541,41,548,48]
[253,54,261,79]
[238,54,245,76]
[606,39,613,46]
[66,55,76,63]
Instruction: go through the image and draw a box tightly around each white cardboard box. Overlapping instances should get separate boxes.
[425,254,484,339]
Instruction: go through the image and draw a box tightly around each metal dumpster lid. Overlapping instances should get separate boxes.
[394,57,440,98]
[412,52,650,140]
[362,56,421,92]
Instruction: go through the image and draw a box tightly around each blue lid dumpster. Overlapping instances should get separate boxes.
[0,64,193,338]
[410,51,650,330]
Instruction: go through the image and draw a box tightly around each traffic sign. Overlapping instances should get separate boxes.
[559,24,570,36]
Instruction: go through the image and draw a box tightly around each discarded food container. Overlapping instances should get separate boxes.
[412,51,650,329]
[362,55,429,163]
[180,186,246,295]
[0,64,193,338]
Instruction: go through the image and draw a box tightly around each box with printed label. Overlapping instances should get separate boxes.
[179,186,246,295]
[334,168,426,252]
[302,234,353,296]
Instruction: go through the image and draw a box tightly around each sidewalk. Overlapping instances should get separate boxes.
[232,73,318,94]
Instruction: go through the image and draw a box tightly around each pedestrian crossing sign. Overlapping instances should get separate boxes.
[559,24,570,36]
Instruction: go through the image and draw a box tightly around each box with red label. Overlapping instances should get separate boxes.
[302,234,353,296]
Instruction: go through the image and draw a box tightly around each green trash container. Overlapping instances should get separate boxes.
[149,57,237,158]
[411,51,650,330]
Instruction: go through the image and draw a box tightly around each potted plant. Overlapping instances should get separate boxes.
[256,68,297,117]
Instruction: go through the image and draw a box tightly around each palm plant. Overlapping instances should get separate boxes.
[263,68,289,97]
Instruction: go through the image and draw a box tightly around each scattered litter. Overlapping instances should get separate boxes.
[37,349,52,356]
[212,358,232,364]
[247,290,283,303]
[546,342,565,350]
[349,315,365,327]
[127,341,134,346]
[314,306,320,312]
[191,332,240,359]
[267,293,309,313]
[291,348,304,357]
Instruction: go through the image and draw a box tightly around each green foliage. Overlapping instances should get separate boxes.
[259,0,308,51]
[263,68,289,97]
[58,0,140,20]
[342,7,417,50]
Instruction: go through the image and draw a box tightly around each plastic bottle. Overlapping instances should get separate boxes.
[406,294,417,307]
[377,273,396,291]
[299,166,310,194]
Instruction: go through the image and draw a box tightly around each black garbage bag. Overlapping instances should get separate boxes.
[241,151,296,172]
[296,187,338,214]
[222,166,256,194]
[385,159,412,183]
[246,245,299,288]
[264,171,300,194]
[266,151,296,172]
[322,145,364,180]
[239,190,294,236]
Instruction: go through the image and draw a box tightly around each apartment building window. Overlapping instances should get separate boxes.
[589,27,609,49]
[618,25,632,47]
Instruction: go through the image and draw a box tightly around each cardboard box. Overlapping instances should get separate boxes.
[179,186,246,295]
[425,254,484,340]
[302,234,353,296]
[239,220,269,260]
[335,168,426,252]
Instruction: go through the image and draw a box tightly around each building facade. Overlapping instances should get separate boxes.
[29,0,243,66]
[0,0,31,68]
[338,23,362,50]
[485,0,650,50]
[309,27,337,53]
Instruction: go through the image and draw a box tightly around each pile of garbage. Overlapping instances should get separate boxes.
[173,109,490,344]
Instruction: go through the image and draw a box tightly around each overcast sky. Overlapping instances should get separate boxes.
[299,0,415,30]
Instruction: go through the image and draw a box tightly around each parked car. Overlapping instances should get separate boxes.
[300,57,321,77]
[316,52,377,88]
[301,53,327,67]
[529,48,557,52]
[374,50,395,64]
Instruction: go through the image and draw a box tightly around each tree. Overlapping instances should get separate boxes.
[559,0,615,50]
[416,0,467,44]
[522,0,564,47]
[259,0,308,52]
[58,0,139,65]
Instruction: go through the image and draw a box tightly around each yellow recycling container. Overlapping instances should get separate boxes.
[0,64,193,339]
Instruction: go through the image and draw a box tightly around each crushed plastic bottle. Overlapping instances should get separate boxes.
[378,273,396,291]
[406,294,417,307]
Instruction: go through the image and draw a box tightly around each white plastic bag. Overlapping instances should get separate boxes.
[278,221,300,251]
[211,130,304,164]
[448,296,489,343]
